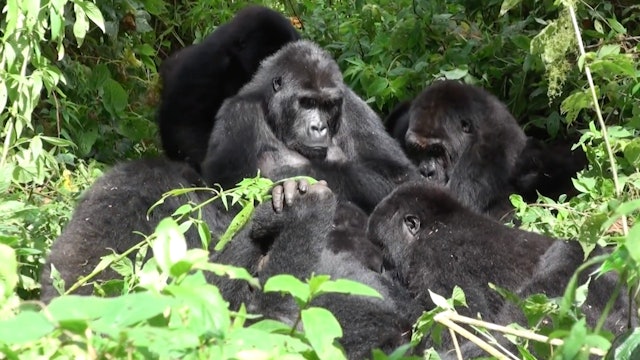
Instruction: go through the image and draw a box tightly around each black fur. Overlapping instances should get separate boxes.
[157,6,300,170]
[247,183,421,359]
[40,158,235,302]
[386,80,585,218]
[368,182,553,321]
[202,40,420,214]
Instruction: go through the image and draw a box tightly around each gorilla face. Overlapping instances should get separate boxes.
[404,81,478,184]
[367,182,458,273]
[253,41,346,161]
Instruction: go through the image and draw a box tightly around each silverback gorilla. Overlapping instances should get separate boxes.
[368,182,632,357]
[202,40,420,213]
[157,6,300,170]
[386,80,585,219]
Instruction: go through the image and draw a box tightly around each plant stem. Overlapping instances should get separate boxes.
[566,4,628,235]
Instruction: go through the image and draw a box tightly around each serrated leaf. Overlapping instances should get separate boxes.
[194,262,258,288]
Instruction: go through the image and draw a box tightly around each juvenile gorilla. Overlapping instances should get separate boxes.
[157,5,300,170]
[368,182,553,321]
[40,158,235,302]
[368,182,632,357]
[246,181,421,359]
[202,40,420,213]
[386,81,584,218]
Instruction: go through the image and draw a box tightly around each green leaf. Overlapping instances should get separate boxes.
[78,0,105,33]
[500,0,522,16]
[152,218,187,277]
[614,328,640,360]
[0,244,18,299]
[624,223,640,265]
[0,311,55,343]
[607,17,626,34]
[264,274,310,306]
[301,307,346,360]
[73,3,89,46]
[367,77,388,96]
[624,139,640,167]
[317,278,382,299]
[428,290,451,310]
[102,78,128,115]
[214,200,254,251]
[194,262,259,288]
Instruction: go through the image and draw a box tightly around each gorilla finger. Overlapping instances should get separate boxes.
[317,180,328,187]
[272,185,284,213]
[283,180,298,206]
[297,178,309,193]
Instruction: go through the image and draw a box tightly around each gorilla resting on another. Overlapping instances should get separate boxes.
[246,180,421,359]
[385,80,585,218]
[157,5,300,170]
[202,40,420,213]
[368,182,632,357]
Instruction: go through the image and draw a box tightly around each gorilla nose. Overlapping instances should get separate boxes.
[309,122,328,138]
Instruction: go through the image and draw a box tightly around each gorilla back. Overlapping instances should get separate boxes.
[40,158,233,302]
[157,5,300,170]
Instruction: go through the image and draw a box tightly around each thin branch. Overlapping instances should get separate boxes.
[566,4,628,236]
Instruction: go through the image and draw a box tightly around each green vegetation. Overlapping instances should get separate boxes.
[0,0,639,358]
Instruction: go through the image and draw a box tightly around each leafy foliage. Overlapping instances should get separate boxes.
[1,0,640,358]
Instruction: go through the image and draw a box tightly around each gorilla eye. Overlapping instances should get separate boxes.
[461,119,472,133]
[299,97,317,109]
[272,77,283,92]
[403,215,420,235]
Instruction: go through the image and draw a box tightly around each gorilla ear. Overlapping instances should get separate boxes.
[272,76,283,92]
[403,214,420,236]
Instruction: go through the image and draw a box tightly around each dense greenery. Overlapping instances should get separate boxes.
[0,0,639,358]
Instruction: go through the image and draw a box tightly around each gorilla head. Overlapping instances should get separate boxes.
[241,40,346,160]
[405,80,526,184]
[204,40,419,212]
[367,181,552,318]
[157,5,300,170]
[392,80,527,216]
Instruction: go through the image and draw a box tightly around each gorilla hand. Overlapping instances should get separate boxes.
[271,178,329,213]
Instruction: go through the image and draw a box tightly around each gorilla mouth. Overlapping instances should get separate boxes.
[295,145,328,160]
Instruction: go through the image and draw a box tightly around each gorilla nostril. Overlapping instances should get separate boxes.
[310,124,327,137]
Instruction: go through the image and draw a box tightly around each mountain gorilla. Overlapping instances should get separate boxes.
[40,158,237,302]
[368,182,553,322]
[202,40,420,213]
[368,182,632,357]
[386,81,585,218]
[246,180,421,359]
[157,6,300,170]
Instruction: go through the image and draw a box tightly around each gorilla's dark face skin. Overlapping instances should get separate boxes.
[404,81,482,184]
[268,75,344,160]
[393,80,528,216]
